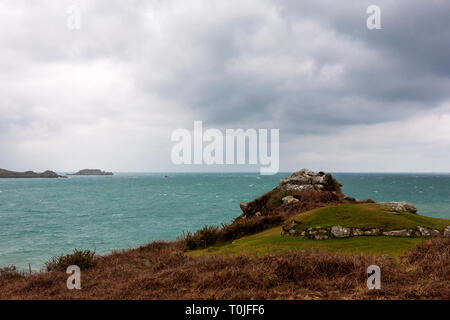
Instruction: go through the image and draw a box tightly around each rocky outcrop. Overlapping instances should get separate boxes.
[69,169,113,176]
[282,225,449,240]
[379,202,418,214]
[277,169,343,193]
[0,169,66,179]
[238,169,344,218]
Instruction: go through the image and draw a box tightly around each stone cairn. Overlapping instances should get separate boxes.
[277,168,343,192]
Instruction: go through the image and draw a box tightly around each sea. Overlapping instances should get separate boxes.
[0,172,449,270]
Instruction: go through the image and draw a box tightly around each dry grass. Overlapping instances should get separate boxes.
[0,238,448,300]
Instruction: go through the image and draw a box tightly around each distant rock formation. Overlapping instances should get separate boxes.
[69,169,113,176]
[0,168,66,178]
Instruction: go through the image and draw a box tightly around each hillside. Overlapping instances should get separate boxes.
[190,204,450,258]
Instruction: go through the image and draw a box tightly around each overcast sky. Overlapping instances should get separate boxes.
[1,0,449,173]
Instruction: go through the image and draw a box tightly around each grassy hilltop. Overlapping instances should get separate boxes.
[190,203,450,258]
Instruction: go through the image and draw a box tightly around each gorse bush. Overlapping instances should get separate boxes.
[182,225,221,250]
[45,249,96,272]
[0,265,24,281]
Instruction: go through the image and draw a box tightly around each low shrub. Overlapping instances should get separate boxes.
[182,226,221,250]
[45,249,96,272]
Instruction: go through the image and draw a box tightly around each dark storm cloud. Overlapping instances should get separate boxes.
[132,0,450,133]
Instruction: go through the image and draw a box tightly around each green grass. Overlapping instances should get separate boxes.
[189,203,450,258]
[287,203,450,233]
[188,226,429,258]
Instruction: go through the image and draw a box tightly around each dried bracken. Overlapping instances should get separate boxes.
[0,238,448,299]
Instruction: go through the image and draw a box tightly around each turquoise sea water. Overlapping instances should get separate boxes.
[0,172,449,270]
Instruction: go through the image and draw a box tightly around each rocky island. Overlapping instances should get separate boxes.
[69,169,113,176]
[0,168,66,178]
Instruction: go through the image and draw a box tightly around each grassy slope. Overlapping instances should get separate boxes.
[190,204,450,258]
[189,226,428,258]
[287,203,450,232]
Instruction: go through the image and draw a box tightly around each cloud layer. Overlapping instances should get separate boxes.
[1,0,449,172]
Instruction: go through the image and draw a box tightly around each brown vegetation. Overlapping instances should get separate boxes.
[0,238,449,299]
[45,249,97,272]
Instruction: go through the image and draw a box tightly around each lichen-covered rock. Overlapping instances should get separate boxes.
[277,169,343,193]
[363,228,381,236]
[380,202,418,214]
[282,196,299,205]
[331,226,352,238]
[444,226,450,238]
[414,226,441,237]
[305,227,331,240]
[382,229,414,237]
[352,228,364,236]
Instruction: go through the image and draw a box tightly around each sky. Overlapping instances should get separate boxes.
[1,0,449,173]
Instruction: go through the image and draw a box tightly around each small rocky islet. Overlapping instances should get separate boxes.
[239,169,450,240]
[68,169,113,176]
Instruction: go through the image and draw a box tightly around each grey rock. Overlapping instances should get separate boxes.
[314,234,329,240]
[382,229,414,237]
[380,202,418,214]
[306,227,330,240]
[282,196,299,205]
[444,226,450,238]
[364,228,381,236]
[331,225,352,238]
[415,226,441,237]
[352,228,364,236]
[276,169,342,192]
